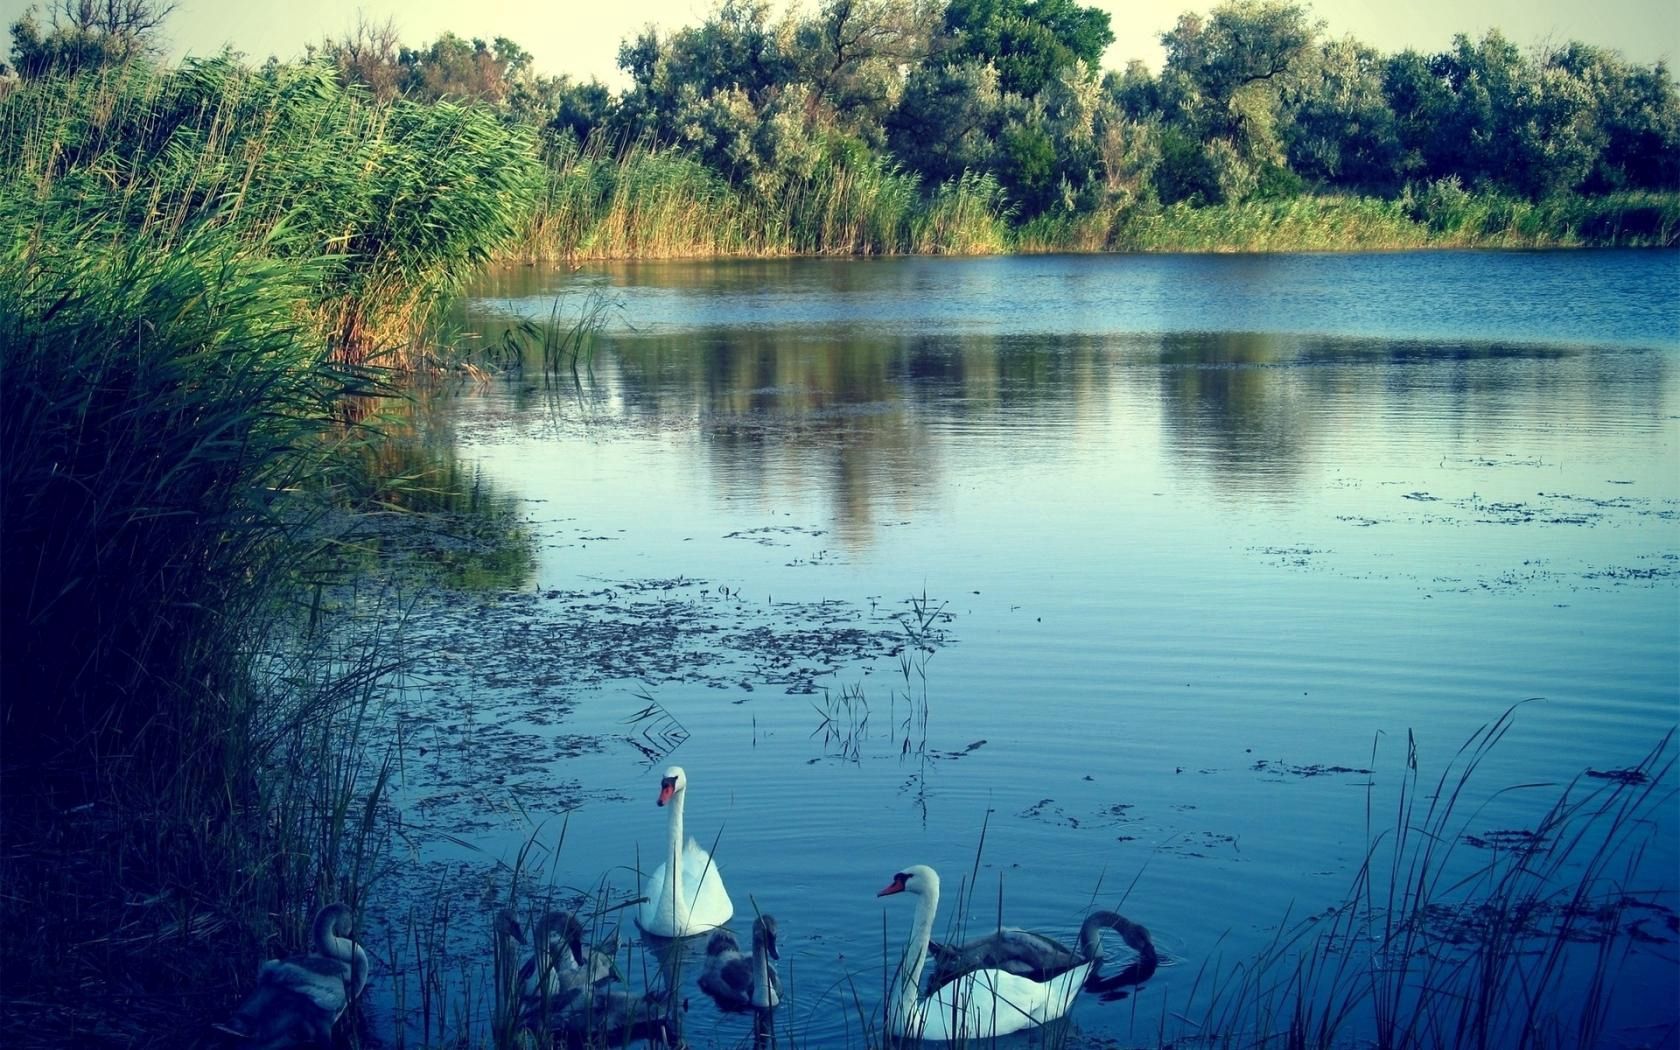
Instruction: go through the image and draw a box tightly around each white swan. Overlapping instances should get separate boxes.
[217,902,369,1049]
[878,865,1092,1041]
[637,765,733,937]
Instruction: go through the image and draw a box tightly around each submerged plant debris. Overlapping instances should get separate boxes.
[1586,766,1653,784]
[1251,759,1375,779]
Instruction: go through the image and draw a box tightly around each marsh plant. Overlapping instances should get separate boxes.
[0,188,410,1047]
[517,133,1011,261]
[1166,706,1675,1050]
[0,58,544,363]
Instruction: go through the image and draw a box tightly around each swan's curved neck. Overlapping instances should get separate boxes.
[753,949,773,1008]
[1080,910,1113,962]
[313,910,355,964]
[896,886,938,1010]
[348,942,370,1000]
[665,787,687,924]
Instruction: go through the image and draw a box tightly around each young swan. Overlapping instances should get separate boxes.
[548,985,676,1049]
[928,908,1158,988]
[878,865,1093,1041]
[698,913,782,1011]
[216,903,369,1049]
[497,910,621,1025]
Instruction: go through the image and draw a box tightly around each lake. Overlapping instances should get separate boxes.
[368,250,1679,1048]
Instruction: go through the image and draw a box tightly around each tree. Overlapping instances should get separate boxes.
[398,33,532,104]
[1547,44,1680,192]
[546,78,616,143]
[998,115,1059,211]
[791,0,941,136]
[942,0,1113,97]
[1161,0,1318,135]
[9,0,176,75]
[886,60,1006,185]
[48,0,174,41]
[1382,48,1459,182]
[1285,37,1402,190]
[1158,1,1320,201]
[313,13,403,99]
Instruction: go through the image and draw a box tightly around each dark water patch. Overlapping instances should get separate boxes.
[1251,759,1375,780]
[1419,894,1680,950]
[1587,767,1653,785]
[1160,831,1242,859]
[1463,828,1549,853]
[406,581,918,699]
[722,524,827,546]
[1443,454,1548,469]
[1250,545,1329,567]
[1019,798,1141,831]
[1583,560,1680,584]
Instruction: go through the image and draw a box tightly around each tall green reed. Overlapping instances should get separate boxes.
[1,59,544,364]
[0,212,401,1045]
[516,133,1010,261]
[1169,705,1674,1050]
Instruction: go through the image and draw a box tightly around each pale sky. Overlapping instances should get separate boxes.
[3,0,1677,83]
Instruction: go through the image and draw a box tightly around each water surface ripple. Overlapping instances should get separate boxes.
[378,251,1678,1049]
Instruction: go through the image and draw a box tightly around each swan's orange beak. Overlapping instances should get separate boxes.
[656,778,676,806]
[877,873,908,897]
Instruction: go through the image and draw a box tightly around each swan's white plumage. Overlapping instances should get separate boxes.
[637,766,732,937]
[880,864,1090,1041]
[638,836,732,935]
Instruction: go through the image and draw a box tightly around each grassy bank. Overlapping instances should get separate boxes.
[0,214,406,1046]
[1016,187,1680,253]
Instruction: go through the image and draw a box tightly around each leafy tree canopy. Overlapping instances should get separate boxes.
[943,0,1114,96]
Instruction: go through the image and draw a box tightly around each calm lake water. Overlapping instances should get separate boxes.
[370,251,1679,1048]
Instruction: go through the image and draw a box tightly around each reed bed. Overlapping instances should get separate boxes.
[514,135,1010,261]
[0,181,412,1047]
[1165,706,1675,1050]
[1109,196,1431,252]
[1103,189,1680,253]
[0,59,543,363]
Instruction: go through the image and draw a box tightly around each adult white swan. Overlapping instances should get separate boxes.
[637,766,733,937]
[877,865,1092,1041]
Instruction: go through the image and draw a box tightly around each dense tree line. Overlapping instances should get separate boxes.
[11,0,1679,218]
